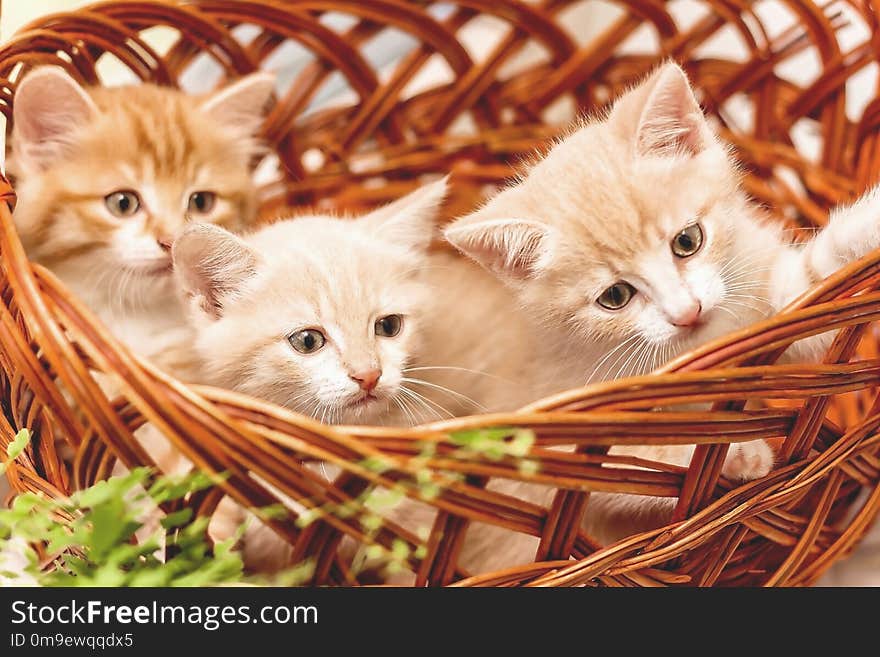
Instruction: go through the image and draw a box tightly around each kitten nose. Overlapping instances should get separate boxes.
[350,369,382,393]
[671,302,702,327]
[157,237,173,252]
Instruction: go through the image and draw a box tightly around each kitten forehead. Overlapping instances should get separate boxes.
[473,123,734,264]
[237,217,421,327]
[79,84,251,180]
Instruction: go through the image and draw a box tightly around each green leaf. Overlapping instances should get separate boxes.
[295,508,323,528]
[360,456,393,474]
[449,427,514,446]
[11,492,47,513]
[160,508,193,530]
[418,482,440,500]
[7,429,31,460]
[148,470,222,504]
[364,486,404,512]
[416,440,437,458]
[0,467,284,588]
[390,539,410,562]
[518,459,540,477]
[128,568,170,587]
[92,562,127,587]
[365,544,385,560]
[72,468,148,508]
[360,514,383,532]
[87,499,135,560]
[258,504,289,521]
[333,500,360,519]
[270,559,316,586]
[507,429,536,457]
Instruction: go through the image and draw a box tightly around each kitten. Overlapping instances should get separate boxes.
[8,68,276,528]
[176,180,464,424]
[172,180,545,576]
[444,62,880,546]
[9,66,275,381]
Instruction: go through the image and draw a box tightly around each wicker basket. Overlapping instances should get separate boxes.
[2,0,880,587]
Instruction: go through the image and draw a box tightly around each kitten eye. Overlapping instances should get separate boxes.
[375,314,403,337]
[288,329,326,354]
[104,190,141,217]
[188,191,216,214]
[597,282,636,310]
[671,223,704,258]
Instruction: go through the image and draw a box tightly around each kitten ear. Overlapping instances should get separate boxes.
[611,62,712,158]
[444,218,553,280]
[173,224,261,320]
[200,72,276,136]
[360,177,449,253]
[12,67,98,170]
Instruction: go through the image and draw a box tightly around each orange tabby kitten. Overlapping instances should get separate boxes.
[9,67,275,500]
[9,66,275,381]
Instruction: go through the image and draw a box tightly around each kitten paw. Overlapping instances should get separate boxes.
[721,440,774,481]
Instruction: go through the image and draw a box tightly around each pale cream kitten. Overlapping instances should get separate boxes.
[9,66,275,382]
[444,62,880,549]
[171,179,532,425]
[172,181,549,576]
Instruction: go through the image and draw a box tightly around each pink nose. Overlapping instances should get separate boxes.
[157,237,173,252]
[350,368,381,393]
[671,302,702,327]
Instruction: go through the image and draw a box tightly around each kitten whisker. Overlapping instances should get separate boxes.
[722,280,773,296]
[405,386,457,419]
[400,377,488,412]
[402,366,511,383]
[391,394,417,426]
[644,341,661,376]
[616,338,648,380]
[723,299,769,316]
[718,250,773,273]
[586,333,641,384]
[399,386,454,420]
[397,389,443,424]
[725,291,771,304]
[281,390,316,412]
[716,305,741,322]
[718,254,773,283]
[399,390,427,424]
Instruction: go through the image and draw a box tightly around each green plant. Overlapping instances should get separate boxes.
[0,426,537,585]
[302,427,537,578]
[0,429,314,586]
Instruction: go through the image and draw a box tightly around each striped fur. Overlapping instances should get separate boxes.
[8,67,273,378]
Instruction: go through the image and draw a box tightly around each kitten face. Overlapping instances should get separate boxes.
[445,64,774,379]
[522,146,746,351]
[174,181,446,424]
[9,67,275,308]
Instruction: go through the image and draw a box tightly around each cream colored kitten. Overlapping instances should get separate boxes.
[9,66,275,382]
[172,181,548,576]
[444,62,880,549]
[171,180,533,425]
